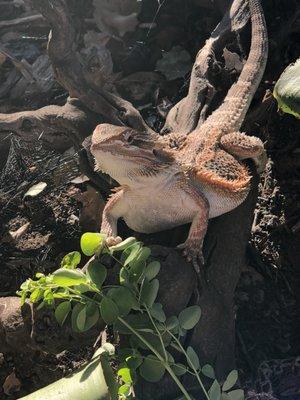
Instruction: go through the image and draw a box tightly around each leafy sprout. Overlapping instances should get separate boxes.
[18,233,244,400]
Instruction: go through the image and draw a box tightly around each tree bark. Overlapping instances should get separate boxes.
[162,0,250,136]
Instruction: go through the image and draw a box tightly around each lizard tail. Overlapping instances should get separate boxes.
[203,0,268,132]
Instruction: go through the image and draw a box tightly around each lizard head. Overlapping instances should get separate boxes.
[90,123,174,183]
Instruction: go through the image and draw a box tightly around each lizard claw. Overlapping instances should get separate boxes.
[254,150,268,174]
[106,236,122,247]
[177,240,204,273]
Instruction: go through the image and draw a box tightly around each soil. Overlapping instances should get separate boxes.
[0,0,299,399]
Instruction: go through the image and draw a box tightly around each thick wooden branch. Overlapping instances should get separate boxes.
[0,98,99,149]
[0,14,46,33]
[162,0,250,136]
[28,0,154,135]
[0,98,111,195]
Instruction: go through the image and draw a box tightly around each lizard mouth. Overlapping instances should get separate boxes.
[91,143,157,163]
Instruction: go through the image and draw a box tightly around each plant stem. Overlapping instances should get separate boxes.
[119,317,193,400]
[68,290,192,398]
[168,330,210,400]
[144,305,168,362]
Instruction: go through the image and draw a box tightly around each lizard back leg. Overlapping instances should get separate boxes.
[220,132,267,172]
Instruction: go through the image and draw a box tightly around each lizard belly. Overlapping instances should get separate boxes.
[202,185,249,218]
[121,187,197,233]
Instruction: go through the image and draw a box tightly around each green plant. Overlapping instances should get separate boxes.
[18,233,244,400]
[273,58,300,119]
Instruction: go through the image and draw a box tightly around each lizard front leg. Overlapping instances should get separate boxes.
[101,187,127,246]
[178,187,209,272]
[220,132,267,173]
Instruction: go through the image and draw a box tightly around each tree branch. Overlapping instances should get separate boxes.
[162,0,250,136]
[28,0,154,135]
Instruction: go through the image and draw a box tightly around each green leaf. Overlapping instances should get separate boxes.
[124,243,142,266]
[71,303,85,332]
[128,247,152,282]
[80,232,105,256]
[118,383,131,397]
[43,289,54,306]
[150,303,166,322]
[76,305,87,331]
[137,247,151,263]
[117,367,132,384]
[20,279,31,291]
[71,303,99,332]
[222,370,238,391]
[178,305,201,330]
[273,59,300,118]
[129,331,171,358]
[178,326,187,337]
[86,259,107,288]
[166,352,174,363]
[222,394,231,400]
[202,364,215,379]
[227,389,244,400]
[119,267,130,285]
[55,301,71,326]
[76,283,91,294]
[109,237,137,252]
[114,314,152,335]
[166,316,179,331]
[83,302,100,331]
[209,380,221,400]
[20,291,27,306]
[126,355,143,370]
[30,288,43,303]
[128,259,145,282]
[171,363,187,376]
[140,279,159,308]
[144,261,160,280]
[100,296,119,325]
[186,346,200,370]
[52,269,87,287]
[108,287,137,316]
[139,355,165,383]
[60,251,81,269]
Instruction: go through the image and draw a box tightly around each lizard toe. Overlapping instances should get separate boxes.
[106,236,122,247]
[177,240,204,273]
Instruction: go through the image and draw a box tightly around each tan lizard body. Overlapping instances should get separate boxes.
[90,0,268,267]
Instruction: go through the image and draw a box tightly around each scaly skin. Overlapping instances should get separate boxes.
[90,0,268,269]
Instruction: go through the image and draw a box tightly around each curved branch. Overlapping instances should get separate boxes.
[0,98,112,195]
[0,98,99,150]
[162,0,250,136]
[28,0,154,135]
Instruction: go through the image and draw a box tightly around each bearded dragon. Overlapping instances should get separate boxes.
[90,0,268,268]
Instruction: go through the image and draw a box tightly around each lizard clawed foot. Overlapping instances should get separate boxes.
[105,236,122,247]
[177,240,204,273]
[254,149,268,174]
